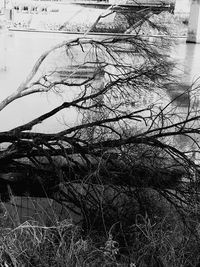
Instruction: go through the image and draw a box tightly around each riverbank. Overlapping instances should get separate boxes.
[0,7,188,37]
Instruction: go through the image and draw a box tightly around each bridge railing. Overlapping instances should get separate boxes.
[70,0,175,6]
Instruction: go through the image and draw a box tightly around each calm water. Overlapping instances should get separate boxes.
[0,30,83,132]
[0,30,199,133]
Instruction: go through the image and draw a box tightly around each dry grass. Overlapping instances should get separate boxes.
[0,198,199,266]
[0,203,126,266]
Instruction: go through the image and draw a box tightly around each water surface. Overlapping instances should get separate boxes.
[0,31,200,133]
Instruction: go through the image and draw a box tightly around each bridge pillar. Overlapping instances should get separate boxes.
[174,0,191,17]
[187,0,200,43]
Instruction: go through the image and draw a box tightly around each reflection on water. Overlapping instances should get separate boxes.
[172,39,200,85]
[165,39,200,109]
[1,31,200,134]
[169,39,200,153]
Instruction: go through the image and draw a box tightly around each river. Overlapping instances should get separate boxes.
[0,30,84,132]
[0,30,199,133]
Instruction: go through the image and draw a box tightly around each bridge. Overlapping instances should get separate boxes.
[186,0,200,43]
[71,0,175,13]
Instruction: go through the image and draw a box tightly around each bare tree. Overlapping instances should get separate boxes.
[0,4,199,232]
